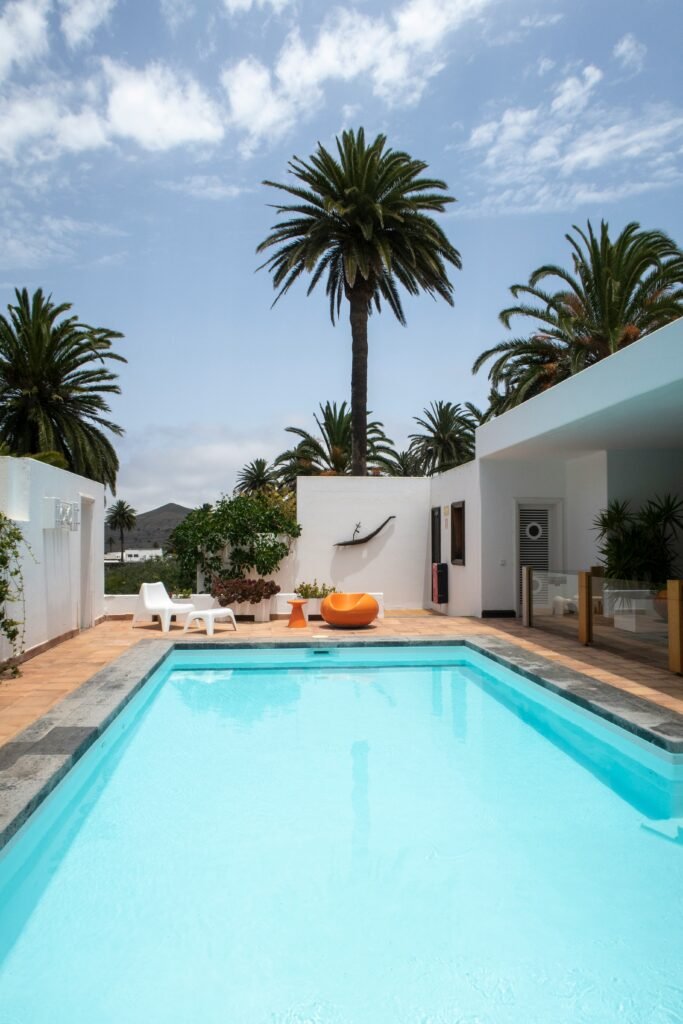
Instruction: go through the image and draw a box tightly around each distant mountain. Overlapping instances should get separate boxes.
[104,502,192,553]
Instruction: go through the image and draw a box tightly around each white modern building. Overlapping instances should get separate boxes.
[0,457,105,659]
[277,318,683,615]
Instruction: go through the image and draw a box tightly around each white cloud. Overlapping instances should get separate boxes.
[59,0,117,47]
[519,12,563,29]
[0,201,123,270]
[222,57,297,156]
[163,174,248,199]
[536,57,555,76]
[223,0,493,153]
[550,65,602,115]
[104,60,224,150]
[222,0,292,13]
[613,32,646,74]
[0,58,227,162]
[463,62,683,215]
[0,83,108,161]
[0,0,50,83]
[160,0,195,31]
[116,425,283,509]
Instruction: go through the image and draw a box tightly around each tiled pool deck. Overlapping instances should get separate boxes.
[1,612,683,848]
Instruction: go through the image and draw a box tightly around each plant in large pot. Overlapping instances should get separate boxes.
[211,577,281,622]
[594,495,683,618]
[294,580,337,618]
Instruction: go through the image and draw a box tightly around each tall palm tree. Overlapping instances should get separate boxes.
[274,401,395,484]
[0,288,126,490]
[474,220,683,409]
[235,458,278,494]
[105,500,137,564]
[408,401,479,474]
[257,128,461,475]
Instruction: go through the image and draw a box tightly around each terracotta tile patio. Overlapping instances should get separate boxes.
[1,612,682,748]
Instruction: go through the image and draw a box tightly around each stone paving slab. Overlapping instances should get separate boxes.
[2,633,683,852]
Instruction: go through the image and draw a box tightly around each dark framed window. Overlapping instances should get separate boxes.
[451,502,465,565]
[431,507,441,563]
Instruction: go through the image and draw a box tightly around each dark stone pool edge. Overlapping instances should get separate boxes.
[1,634,682,851]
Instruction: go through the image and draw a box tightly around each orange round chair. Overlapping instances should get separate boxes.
[320,593,379,628]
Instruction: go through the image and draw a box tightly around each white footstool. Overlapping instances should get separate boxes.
[182,607,237,635]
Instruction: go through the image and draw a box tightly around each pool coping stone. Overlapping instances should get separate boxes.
[1,633,683,851]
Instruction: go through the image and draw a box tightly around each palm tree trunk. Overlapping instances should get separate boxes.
[120,526,125,564]
[349,288,369,476]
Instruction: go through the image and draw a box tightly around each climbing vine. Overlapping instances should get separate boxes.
[0,512,27,677]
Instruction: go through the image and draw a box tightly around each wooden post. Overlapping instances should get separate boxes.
[668,580,683,675]
[522,566,533,627]
[578,571,593,645]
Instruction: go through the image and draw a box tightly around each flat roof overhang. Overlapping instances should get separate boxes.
[475,318,683,460]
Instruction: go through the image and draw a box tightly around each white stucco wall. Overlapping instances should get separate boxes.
[479,458,566,614]
[428,460,482,616]
[564,451,608,571]
[275,476,431,609]
[0,458,105,657]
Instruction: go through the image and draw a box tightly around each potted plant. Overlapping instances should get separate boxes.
[211,577,280,622]
[294,580,336,619]
[594,495,683,620]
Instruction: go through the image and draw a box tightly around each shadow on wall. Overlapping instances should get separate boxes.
[330,519,397,588]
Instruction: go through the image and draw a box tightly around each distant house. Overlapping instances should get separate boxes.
[104,549,163,565]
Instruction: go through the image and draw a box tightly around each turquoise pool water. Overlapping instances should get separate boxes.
[1,645,682,1023]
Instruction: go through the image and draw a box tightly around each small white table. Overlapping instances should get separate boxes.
[182,607,237,636]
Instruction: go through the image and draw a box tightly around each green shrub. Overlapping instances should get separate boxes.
[594,495,683,585]
[0,512,27,676]
[170,491,300,583]
[105,556,190,595]
[295,580,336,598]
[211,577,280,606]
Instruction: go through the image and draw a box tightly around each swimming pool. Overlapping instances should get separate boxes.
[0,643,682,1023]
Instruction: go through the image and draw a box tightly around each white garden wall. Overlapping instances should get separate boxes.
[0,457,105,658]
[275,476,431,609]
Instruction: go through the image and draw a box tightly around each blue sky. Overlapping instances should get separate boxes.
[1,0,682,510]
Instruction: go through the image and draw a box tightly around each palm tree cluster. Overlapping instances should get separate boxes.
[235,399,481,493]
[0,288,126,490]
[474,220,683,410]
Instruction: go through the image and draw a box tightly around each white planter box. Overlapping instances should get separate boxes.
[228,599,272,622]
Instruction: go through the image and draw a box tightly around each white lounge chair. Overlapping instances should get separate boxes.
[132,582,195,633]
[182,606,237,635]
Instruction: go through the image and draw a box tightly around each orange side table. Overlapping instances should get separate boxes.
[287,598,308,628]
